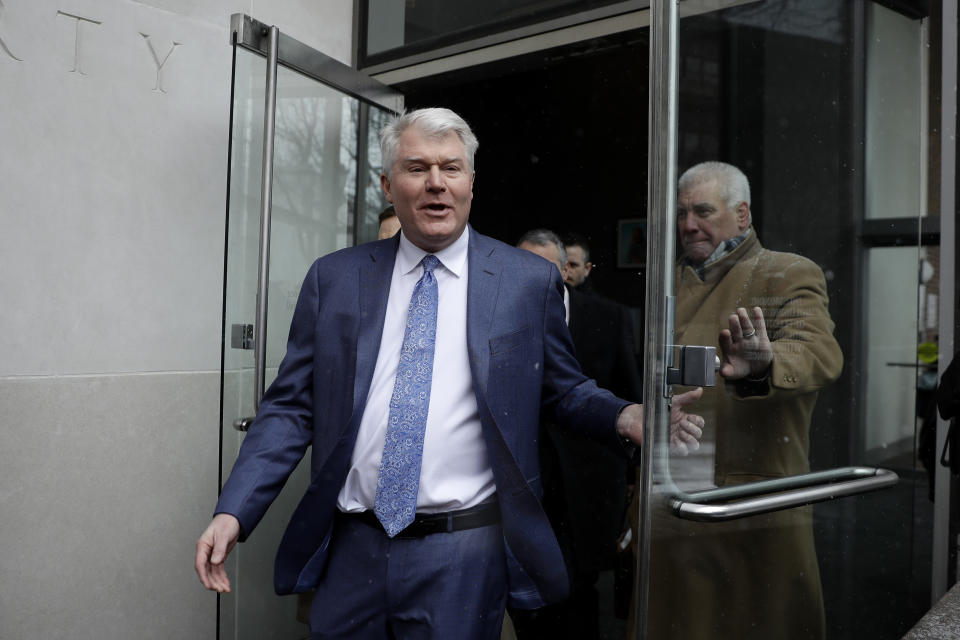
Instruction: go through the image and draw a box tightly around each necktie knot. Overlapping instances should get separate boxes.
[421,254,440,275]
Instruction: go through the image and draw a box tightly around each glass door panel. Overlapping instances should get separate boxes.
[640,2,937,639]
[219,17,401,640]
[220,47,264,640]
[355,105,394,245]
[220,42,272,638]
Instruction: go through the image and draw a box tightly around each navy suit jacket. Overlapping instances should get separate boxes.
[215,226,629,609]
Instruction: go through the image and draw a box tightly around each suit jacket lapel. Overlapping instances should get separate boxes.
[352,236,399,421]
[466,228,501,399]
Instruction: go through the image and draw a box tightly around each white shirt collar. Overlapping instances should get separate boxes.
[396,226,469,278]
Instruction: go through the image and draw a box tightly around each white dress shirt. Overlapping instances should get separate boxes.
[337,228,496,513]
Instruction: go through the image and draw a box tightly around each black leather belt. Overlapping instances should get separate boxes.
[341,501,500,538]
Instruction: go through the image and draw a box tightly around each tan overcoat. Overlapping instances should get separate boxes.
[643,230,843,640]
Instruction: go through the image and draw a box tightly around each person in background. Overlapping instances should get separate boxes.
[562,233,595,295]
[638,161,843,640]
[517,229,644,639]
[377,205,401,240]
[936,351,960,478]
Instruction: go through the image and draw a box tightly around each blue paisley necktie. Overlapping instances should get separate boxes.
[374,254,441,537]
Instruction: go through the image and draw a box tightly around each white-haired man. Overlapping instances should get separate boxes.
[195,108,704,640]
[643,161,843,640]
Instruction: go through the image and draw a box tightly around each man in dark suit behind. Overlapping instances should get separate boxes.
[562,233,596,296]
[194,108,703,639]
[518,229,643,638]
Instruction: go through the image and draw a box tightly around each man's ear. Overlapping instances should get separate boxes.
[380,173,393,203]
[584,262,593,276]
[736,202,751,230]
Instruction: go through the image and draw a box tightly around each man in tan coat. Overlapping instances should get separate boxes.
[644,162,843,639]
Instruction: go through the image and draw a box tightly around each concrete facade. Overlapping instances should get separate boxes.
[0,1,352,637]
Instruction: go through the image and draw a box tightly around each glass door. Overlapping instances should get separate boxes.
[218,15,402,639]
[636,1,947,639]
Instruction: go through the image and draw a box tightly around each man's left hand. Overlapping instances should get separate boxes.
[719,306,773,380]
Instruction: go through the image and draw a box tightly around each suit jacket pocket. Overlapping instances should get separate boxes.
[490,326,530,355]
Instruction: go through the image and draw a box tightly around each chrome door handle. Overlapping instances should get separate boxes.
[669,466,898,522]
[233,417,255,432]
[666,345,720,387]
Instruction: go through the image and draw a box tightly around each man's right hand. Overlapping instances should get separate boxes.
[669,387,705,455]
[195,513,241,593]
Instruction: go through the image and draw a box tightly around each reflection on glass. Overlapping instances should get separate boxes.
[358,105,395,245]
[866,3,925,220]
[863,246,921,459]
[365,0,625,58]
[266,66,360,375]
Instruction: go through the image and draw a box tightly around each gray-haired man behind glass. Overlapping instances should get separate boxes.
[641,161,843,640]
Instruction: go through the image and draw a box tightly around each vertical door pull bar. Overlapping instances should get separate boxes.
[254,25,279,411]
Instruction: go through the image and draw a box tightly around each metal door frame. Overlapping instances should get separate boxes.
[219,16,403,637]
[933,0,957,602]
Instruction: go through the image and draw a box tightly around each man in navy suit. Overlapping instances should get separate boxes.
[195,108,703,639]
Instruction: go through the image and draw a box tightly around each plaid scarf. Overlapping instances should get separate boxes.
[684,227,752,279]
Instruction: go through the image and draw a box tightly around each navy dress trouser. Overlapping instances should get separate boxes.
[309,513,508,640]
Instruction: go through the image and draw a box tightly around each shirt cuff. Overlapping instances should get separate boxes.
[730,367,771,398]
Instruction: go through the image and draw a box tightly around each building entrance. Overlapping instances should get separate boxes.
[386,3,947,638]
[215,2,956,639]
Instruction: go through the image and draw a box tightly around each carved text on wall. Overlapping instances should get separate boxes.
[1,3,183,94]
